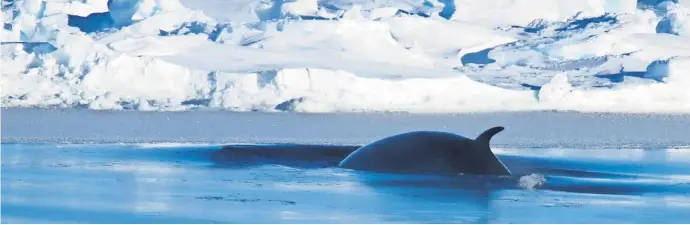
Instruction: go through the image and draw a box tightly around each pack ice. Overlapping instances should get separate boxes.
[2,0,690,113]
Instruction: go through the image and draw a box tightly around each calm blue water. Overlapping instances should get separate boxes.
[2,143,690,223]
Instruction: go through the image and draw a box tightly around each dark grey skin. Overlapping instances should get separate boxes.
[338,126,511,176]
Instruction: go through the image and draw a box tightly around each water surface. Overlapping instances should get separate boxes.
[2,143,688,223]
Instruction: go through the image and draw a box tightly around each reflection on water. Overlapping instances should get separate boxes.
[1,143,689,223]
[663,196,690,208]
[130,164,174,213]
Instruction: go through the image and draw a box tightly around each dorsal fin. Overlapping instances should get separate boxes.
[474,126,511,176]
[475,126,505,145]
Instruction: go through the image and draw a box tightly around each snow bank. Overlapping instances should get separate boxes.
[209,68,538,113]
[645,56,690,83]
[3,0,690,113]
[384,16,516,66]
[449,0,637,26]
[535,61,690,113]
[1,42,210,110]
[0,62,539,112]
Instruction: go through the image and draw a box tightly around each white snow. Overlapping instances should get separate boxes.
[449,0,637,26]
[107,0,187,26]
[646,56,690,83]
[281,0,320,18]
[67,0,109,17]
[2,0,690,113]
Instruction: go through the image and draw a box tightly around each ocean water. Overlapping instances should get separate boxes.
[2,109,690,223]
[1,143,689,223]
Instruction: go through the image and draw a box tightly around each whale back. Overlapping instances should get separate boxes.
[338,127,512,176]
[338,131,465,174]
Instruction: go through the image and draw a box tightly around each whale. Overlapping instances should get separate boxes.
[338,126,511,176]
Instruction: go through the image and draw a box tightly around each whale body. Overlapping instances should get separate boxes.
[338,126,511,176]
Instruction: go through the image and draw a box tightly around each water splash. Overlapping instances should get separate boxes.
[519,173,546,190]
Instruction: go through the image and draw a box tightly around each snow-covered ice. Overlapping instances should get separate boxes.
[3,0,690,113]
